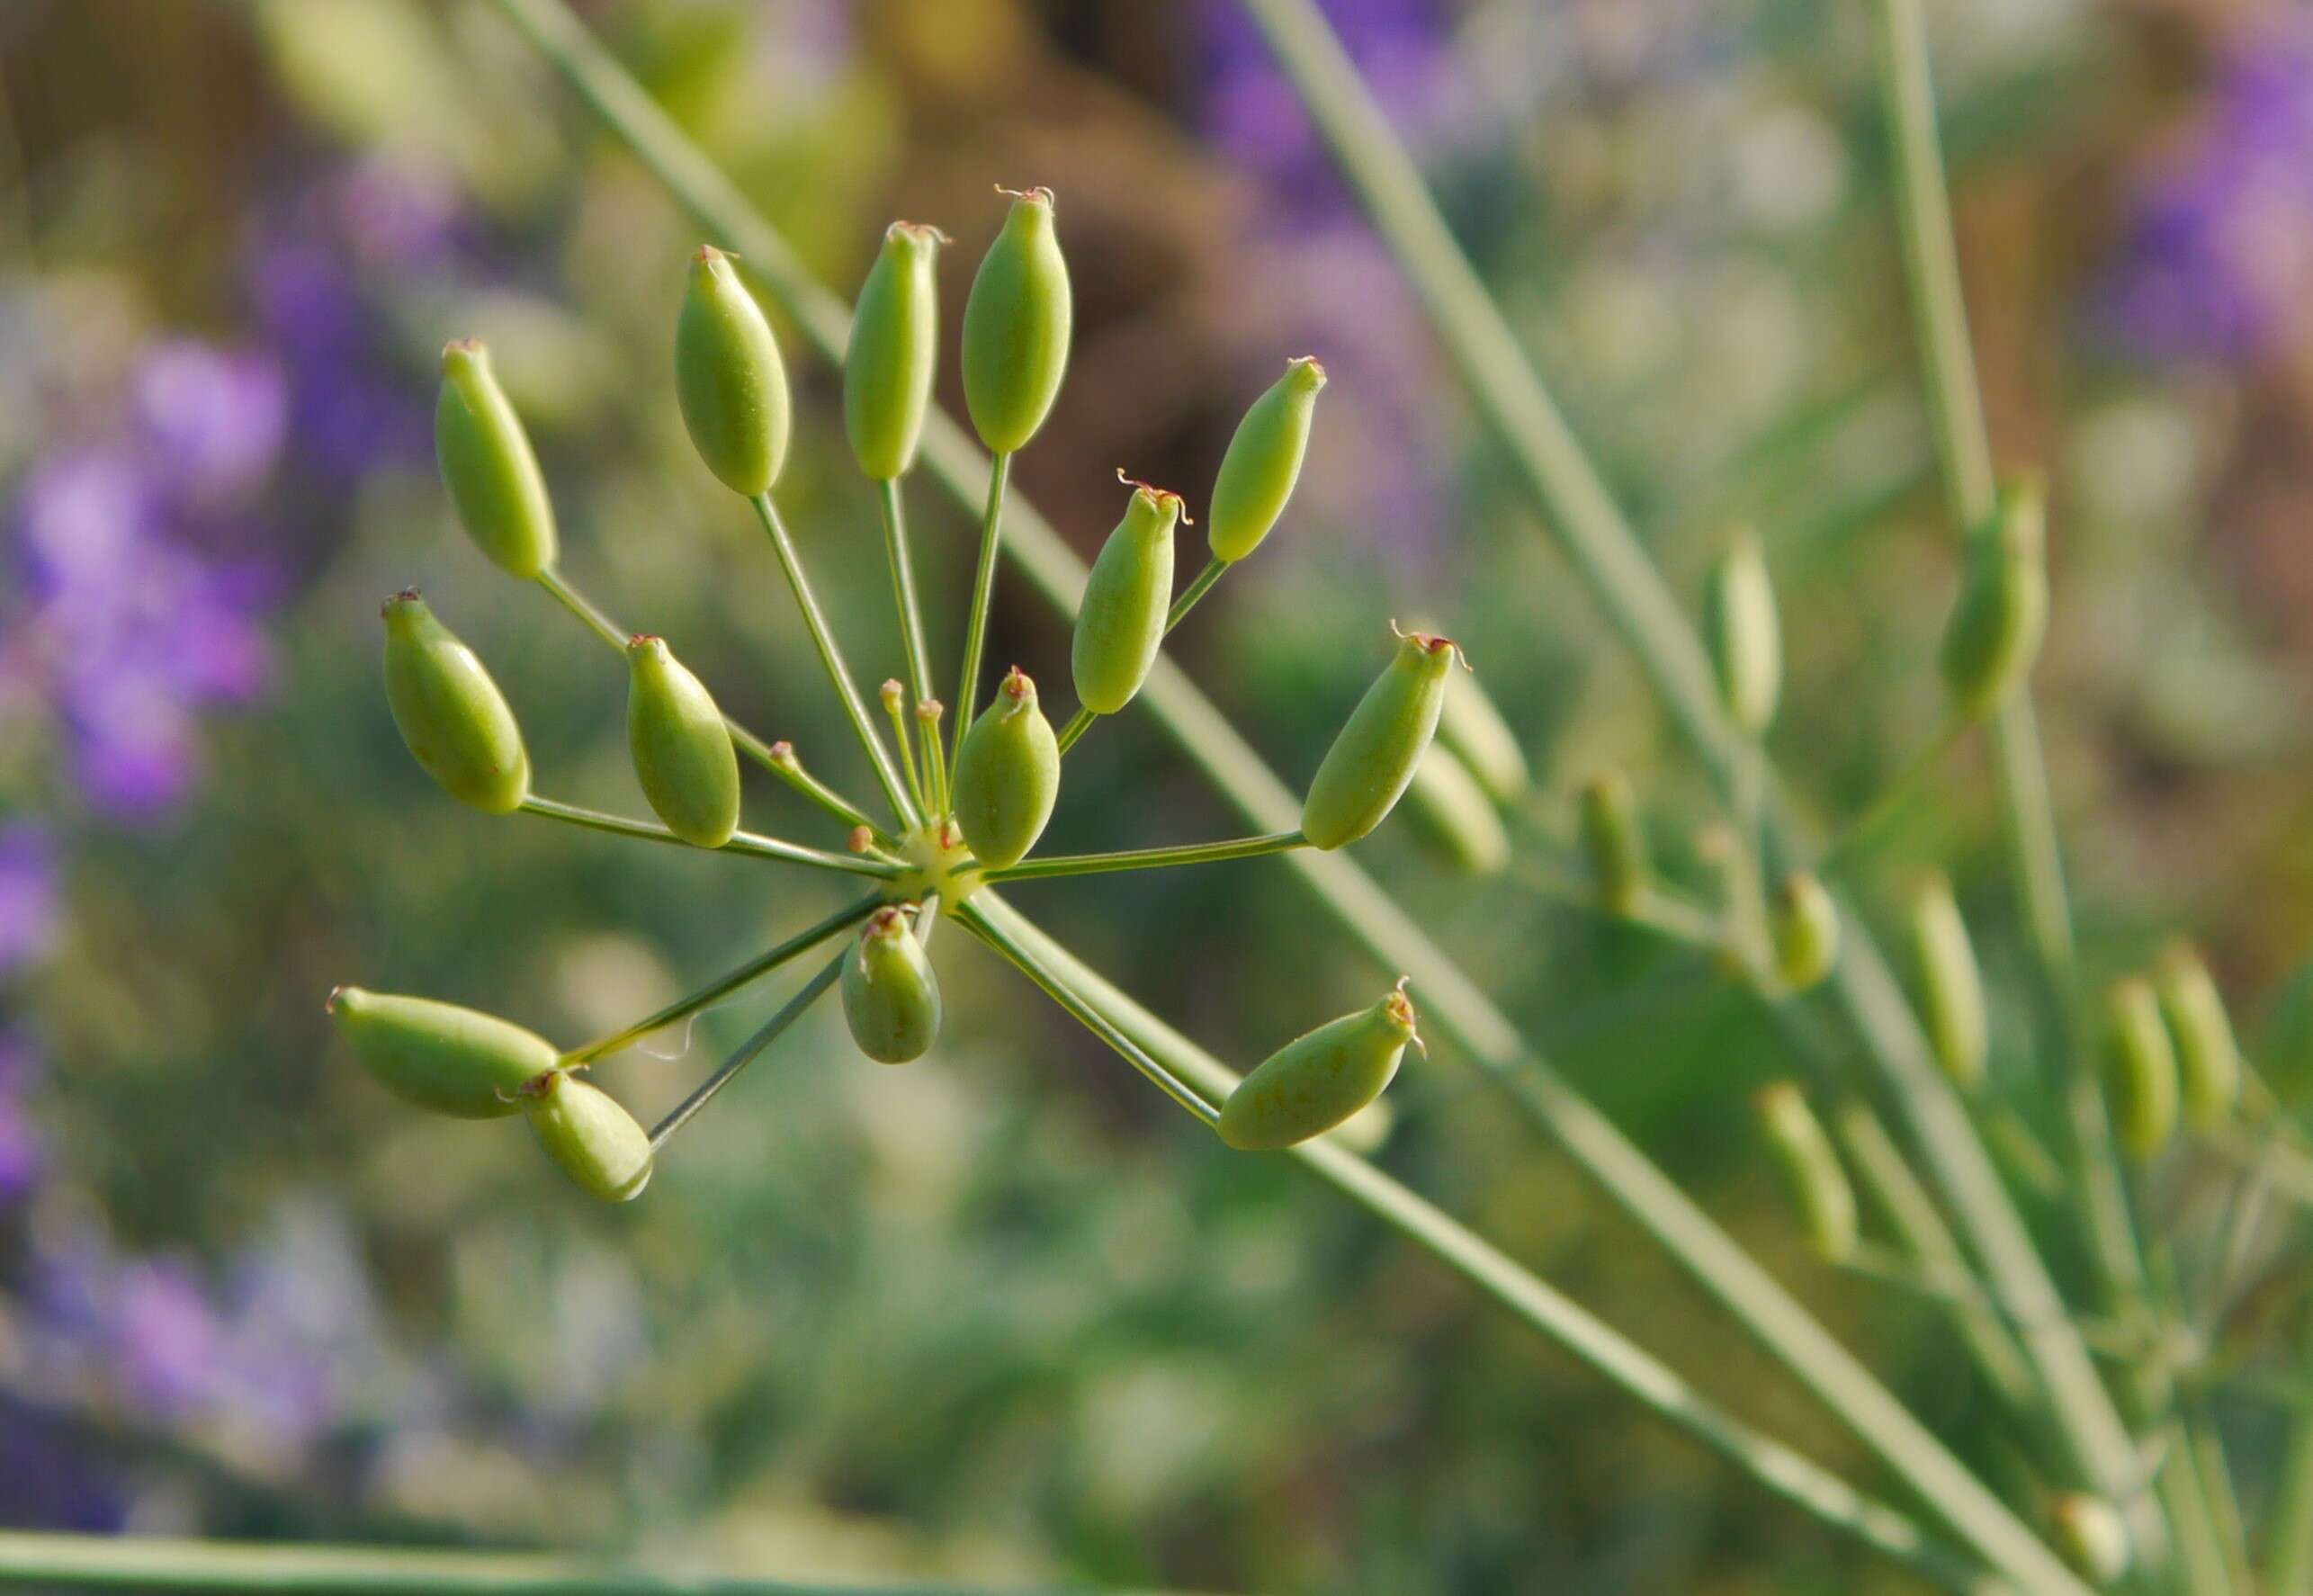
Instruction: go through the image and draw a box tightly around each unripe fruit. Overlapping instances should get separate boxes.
[1770,872,1839,991]
[1401,747,1509,876]
[675,246,791,496]
[840,906,942,1063]
[626,635,740,849]
[1702,529,1780,735]
[524,1071,652,1202]
[2104,976,2179,1160]
[1206,355,1325,563]
[1577,769,1647,916]
[1302,628,1462,850]
[1941,480,2049,719]
[328,986,558,1118]
[1219,982,1421,1151]
[1754,1081,1857,1262]
[845,221,944,480]
[1909,874,1986,1091]
[1435,669,1529,806]
[1071,479,1180,716]
[2156,942,2241,1130]
[2049,1493,2130,1585]
[961,187,1071,454]
[435,339,556,578]
[953,667,1060,869]
[381,589,530,814]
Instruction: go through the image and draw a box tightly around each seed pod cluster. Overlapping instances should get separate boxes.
[1909,874,1987,1091]
[1578,769,1648,917]
[626,635,740,849]
[435,339,557,578]
[1071,479,1180,716]
[1769,872,1839,992]
[1702,530,1780,737]
[841,906,943,1063]
[954,667,1060,869]
[676,246,792,496]
[1219,982,1421,1151]
[2103,976,2179,1160]
[1303,628,1463,850]
[844,222,945,480]
[381,590,530,814]
[1941,480,2049,719]
[1754,1081,1857,1262]
[1206,355,1326,564]
[962,187,1071,455]
[2155,942,2241,1130]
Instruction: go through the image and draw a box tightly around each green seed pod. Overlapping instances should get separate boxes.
[1219,982,1421,1151]
[1302,628,1463,850]
[1770,872,1839,992]
[2156,941,2241,1130]
[524,1071,653,1203]
[328,986,559,1118]
[1754,1081,1857,1262]
[1400,747,1509,876]
[625,635,740,849]
[1941,479,2049,719]
[1909,874,1987,1091]
[844,221,945,480]
[961,186,1071,455]
[1702,529,1780,736]
[1071,477,1181,716]
[1206,355,1326,563]
[675,245,791,497]
[2103,976,2179,1160]
[953,666,1060,869]
[1435,668,1529,806]
[840,905,943,1063]
[381,589,529,814]
[1577,769,1648,917]
[435,339,557,578]
[2049,1493,2130,1586]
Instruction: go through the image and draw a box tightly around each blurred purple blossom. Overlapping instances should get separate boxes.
[0,826,57,977]
[133,341,289,506]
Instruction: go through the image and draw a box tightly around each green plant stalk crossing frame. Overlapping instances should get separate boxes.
[485,0,2098,1585]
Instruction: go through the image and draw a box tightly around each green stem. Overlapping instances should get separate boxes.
[1818,712,1967,874]
[884,684,928,817]
[0,1530,1135,1596]
[516,794,899,879]
[751,494,919,829]
[2267,1322,2313,1592]
[1052,704,1097,757]
[649,950,846,1150]
[487,8,2090,1585]
[877,478,934,711]
[533,566,625,649]
[950,452,1011,773]
[1057,556,1231,756]
[967,893,2028,1596]
[564,896,881,1064]
[985,829,1308,883]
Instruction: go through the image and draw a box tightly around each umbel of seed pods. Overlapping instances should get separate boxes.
[330,186,1478,1198]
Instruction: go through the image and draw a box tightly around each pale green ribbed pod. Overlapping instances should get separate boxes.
[961,187,1071,454]
[435,339,557,578]
[1302,629,1461,850]
[953,667,1060,869]
[329,987,557,1119]
[1071,480,1180,715]
[1206,356,1325,563]
[841,906,943,1064]
[675,246,791,496]
[844,221,944,480]
[625,635,740,849]
[381,590,530,814]
[1220,982,1420,1151]
[525,1072,653,1202]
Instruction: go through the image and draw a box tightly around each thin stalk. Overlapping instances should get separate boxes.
[1818,712,1966,874]
[532,564,883,837]
[2267,1321,2313,1592]
[969,892,2047,1596]
[918,703,951,819]
[564,896,881,1064]
[751,494,919,829]
[516,794,900,880]
[0,1529,1137,1596]
[1230,0,2143,1520]
[950,452,1011,773]
[883,684,928,816]
[985,829,1307,883]
[488,9,2093,1583]
[1834,1244,2143,1365]
[877,479,935,710]
[2189,1395,2252,1595]
[1056,555,1231,756]
[1507,860,1724,948]
[649,951,845,1150]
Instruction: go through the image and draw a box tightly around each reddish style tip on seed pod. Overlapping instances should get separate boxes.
[1071,477,1181,716]
[841,905,943,1064]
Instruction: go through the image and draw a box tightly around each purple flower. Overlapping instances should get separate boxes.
[133,341,288,505]
[0,826,56,977]
[112,1259,229,1419]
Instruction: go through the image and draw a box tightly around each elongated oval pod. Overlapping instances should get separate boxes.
[1302,628,1463,850]
[1910,874,1987,1090]
[2103,976,2179,1159]
[328,986,559,1118]
[1577,768,1648,917]
[840,906,942,1063]
[2049,1494,2130,1585]
[1702,529,1780,735]
[1770,872,1839,991]
[1753,1081,1857,1261]
[953,666,1060,869]
[435,339,556,578]
[381,589,529,813]
[675,246,791,496]
[524,1071,652,1202]
[961,186,1071,454]
[1941,479,2049,719]
[1401,747,1509,876]
[1219,981,1421,1151]
[625,635,740,848]
[1206,355,1326,563]
[1436,669,1529,806]
[2156,941,2241,1130]
[844,221,944,480]
[1071,478,1180,715]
